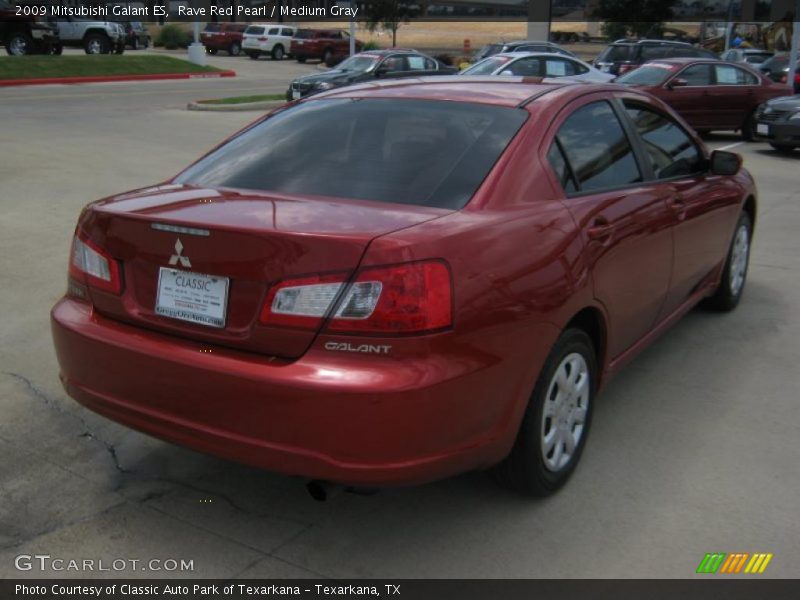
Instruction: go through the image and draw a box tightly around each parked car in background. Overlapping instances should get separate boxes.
[290,28,362,64]
[472,40,576,62]
[757,54,800,92]
[122,21,150,50]
[720,48,773,65]
[242,23,294,60]
[200,22,247,56]
[461,52,613,82]
[594,39,718,76]
[0,0,59,55]
[287,49,456,100]
[755,96,800,152]
[615,58,790,139]
[48,17,125,54]
[51,78,756,497]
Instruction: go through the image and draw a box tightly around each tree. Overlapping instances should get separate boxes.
[592,0,678,40]
[363,0,416,48]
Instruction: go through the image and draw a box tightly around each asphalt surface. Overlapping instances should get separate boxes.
[0,57,799,579]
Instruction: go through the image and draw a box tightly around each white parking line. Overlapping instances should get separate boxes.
[717,141,745,151]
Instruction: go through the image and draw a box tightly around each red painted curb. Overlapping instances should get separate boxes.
[0,70,236,87]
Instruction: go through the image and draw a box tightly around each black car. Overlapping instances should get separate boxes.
[122,21,150,50]
[473,40,576,62]
[286,50,457,101]
[758,55,800,93]
[594,39,718,76]
[755,96,800,153]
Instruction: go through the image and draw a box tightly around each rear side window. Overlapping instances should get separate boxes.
[715,65,758,85]
[624,104,704,179]
[507,57,541,76]
[176,99,528,210]
[552,101,642,193]
[640,45,670,60]
[547,142,577,193]
[544,58,583,77]
[268,28,280,35]
[597,45,634,62]
[246,26,265,36]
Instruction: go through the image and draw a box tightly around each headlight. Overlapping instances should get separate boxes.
[314,82,335,90]
[789,112,800,121]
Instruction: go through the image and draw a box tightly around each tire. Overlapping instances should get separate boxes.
[84,33,110,55]
[704,211,752,312]
[6,32,33,56]
[229,42,241,56]
[50,43,63,56]
[741,111,756,141]
[271,44,284,60]
[131,37,138,50]
[114,42,125,55]
[246,51,260,60]
[494,329,596,496]
[207,48,218,55]
[296,56,307,63]
[770,142,796,153]
[144,38,150,49]
[322,48,333,64]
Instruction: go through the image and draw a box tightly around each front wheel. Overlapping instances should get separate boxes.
[705,211,752,312]
[271,44,284,60]
[84,33,110,54]
[494,328,596,496]
[741,111,757,141]
[6,32,33,56]
[228,42,241,56]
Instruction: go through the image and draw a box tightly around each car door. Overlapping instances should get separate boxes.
[712,64,761,128]
[546,96,674,357]
[622,100,744,318]
[662,63,718,129]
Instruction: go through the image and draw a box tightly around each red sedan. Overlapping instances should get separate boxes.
[52,79,756,496]
[615,57,791,139]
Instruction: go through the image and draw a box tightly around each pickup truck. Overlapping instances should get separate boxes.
[290,28,362,64]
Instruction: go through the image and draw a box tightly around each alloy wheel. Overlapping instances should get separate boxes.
[541,352,590,472]
[729,223,750,296]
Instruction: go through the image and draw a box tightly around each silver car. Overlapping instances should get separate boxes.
[461,52,614,83]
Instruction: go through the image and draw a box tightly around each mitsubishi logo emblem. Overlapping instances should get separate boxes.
[168,238,192,268]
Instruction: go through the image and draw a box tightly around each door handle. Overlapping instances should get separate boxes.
[587,218,615,243]
[668,196,687,210]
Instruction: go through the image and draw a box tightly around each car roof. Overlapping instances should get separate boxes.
[612,39,692,46]
[503,40,557,46]
[359,49,421,56]
[308,77,615,108]
[494,51,579,59]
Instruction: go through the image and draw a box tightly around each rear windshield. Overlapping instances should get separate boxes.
[461,56,513,75]
[203,24,220,32]
[176,99,527,210]
[597,45,634,62]
[615,64,674,85]
[294,29,314,39]
[245,26,264,35]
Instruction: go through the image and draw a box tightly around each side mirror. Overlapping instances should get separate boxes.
[499,70,515,76]
[710,150,742,176]
[668,78,688,89]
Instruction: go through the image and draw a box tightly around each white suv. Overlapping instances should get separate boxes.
[242,24,295,60]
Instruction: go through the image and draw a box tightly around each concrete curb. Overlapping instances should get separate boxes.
[0,70,236,87]
[187,100,285,112]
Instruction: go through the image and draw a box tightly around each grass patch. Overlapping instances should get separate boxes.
[198,94,286,105]
[0,55,224,80]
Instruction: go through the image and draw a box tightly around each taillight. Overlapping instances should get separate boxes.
[260,260,452,334]
[794,72,800,86]
[68,231,122,295]
[618,64,633,75]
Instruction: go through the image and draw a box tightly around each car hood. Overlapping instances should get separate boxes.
[763,95,800,110]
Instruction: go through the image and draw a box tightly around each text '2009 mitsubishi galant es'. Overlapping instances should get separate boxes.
[51,78,756,496]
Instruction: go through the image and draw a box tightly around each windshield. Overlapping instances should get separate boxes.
[176,99,527,210]
[616,65,673,85]
[203,24,220,32]
[294,29,314,39]
[597,45,634,62]
[336,55,380,72]
[461,56,513,75]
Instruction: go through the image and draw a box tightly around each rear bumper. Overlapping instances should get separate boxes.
[51,297,533,486]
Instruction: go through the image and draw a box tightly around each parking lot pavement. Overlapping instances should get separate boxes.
[1,80,799,579]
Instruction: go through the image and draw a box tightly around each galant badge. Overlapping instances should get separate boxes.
[168,238,192,268]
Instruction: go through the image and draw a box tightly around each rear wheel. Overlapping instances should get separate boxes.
[229,41,241,56]
[705,211,752,311]
[84,33,110,55]
[271,44,284,60]
[6,32,33,56]
[770,142,796,153]
[246,51,260,60]
[131,37,138,50]
[322,47,333,64]
[296,56,306,63]
[494,328,596,496]
[741,111,757,141]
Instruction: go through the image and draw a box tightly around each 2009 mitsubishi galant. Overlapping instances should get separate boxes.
[51,78,756,496]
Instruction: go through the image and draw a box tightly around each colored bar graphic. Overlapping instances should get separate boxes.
[744,553,774,574]
[697,553,727,574]
[719,553,749,574]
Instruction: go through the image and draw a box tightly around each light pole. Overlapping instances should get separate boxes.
[187,1,207,66]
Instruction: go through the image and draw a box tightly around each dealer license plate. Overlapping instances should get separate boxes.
[292,90,301,100]
[155,268,229,328]
[756,123,769,136]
